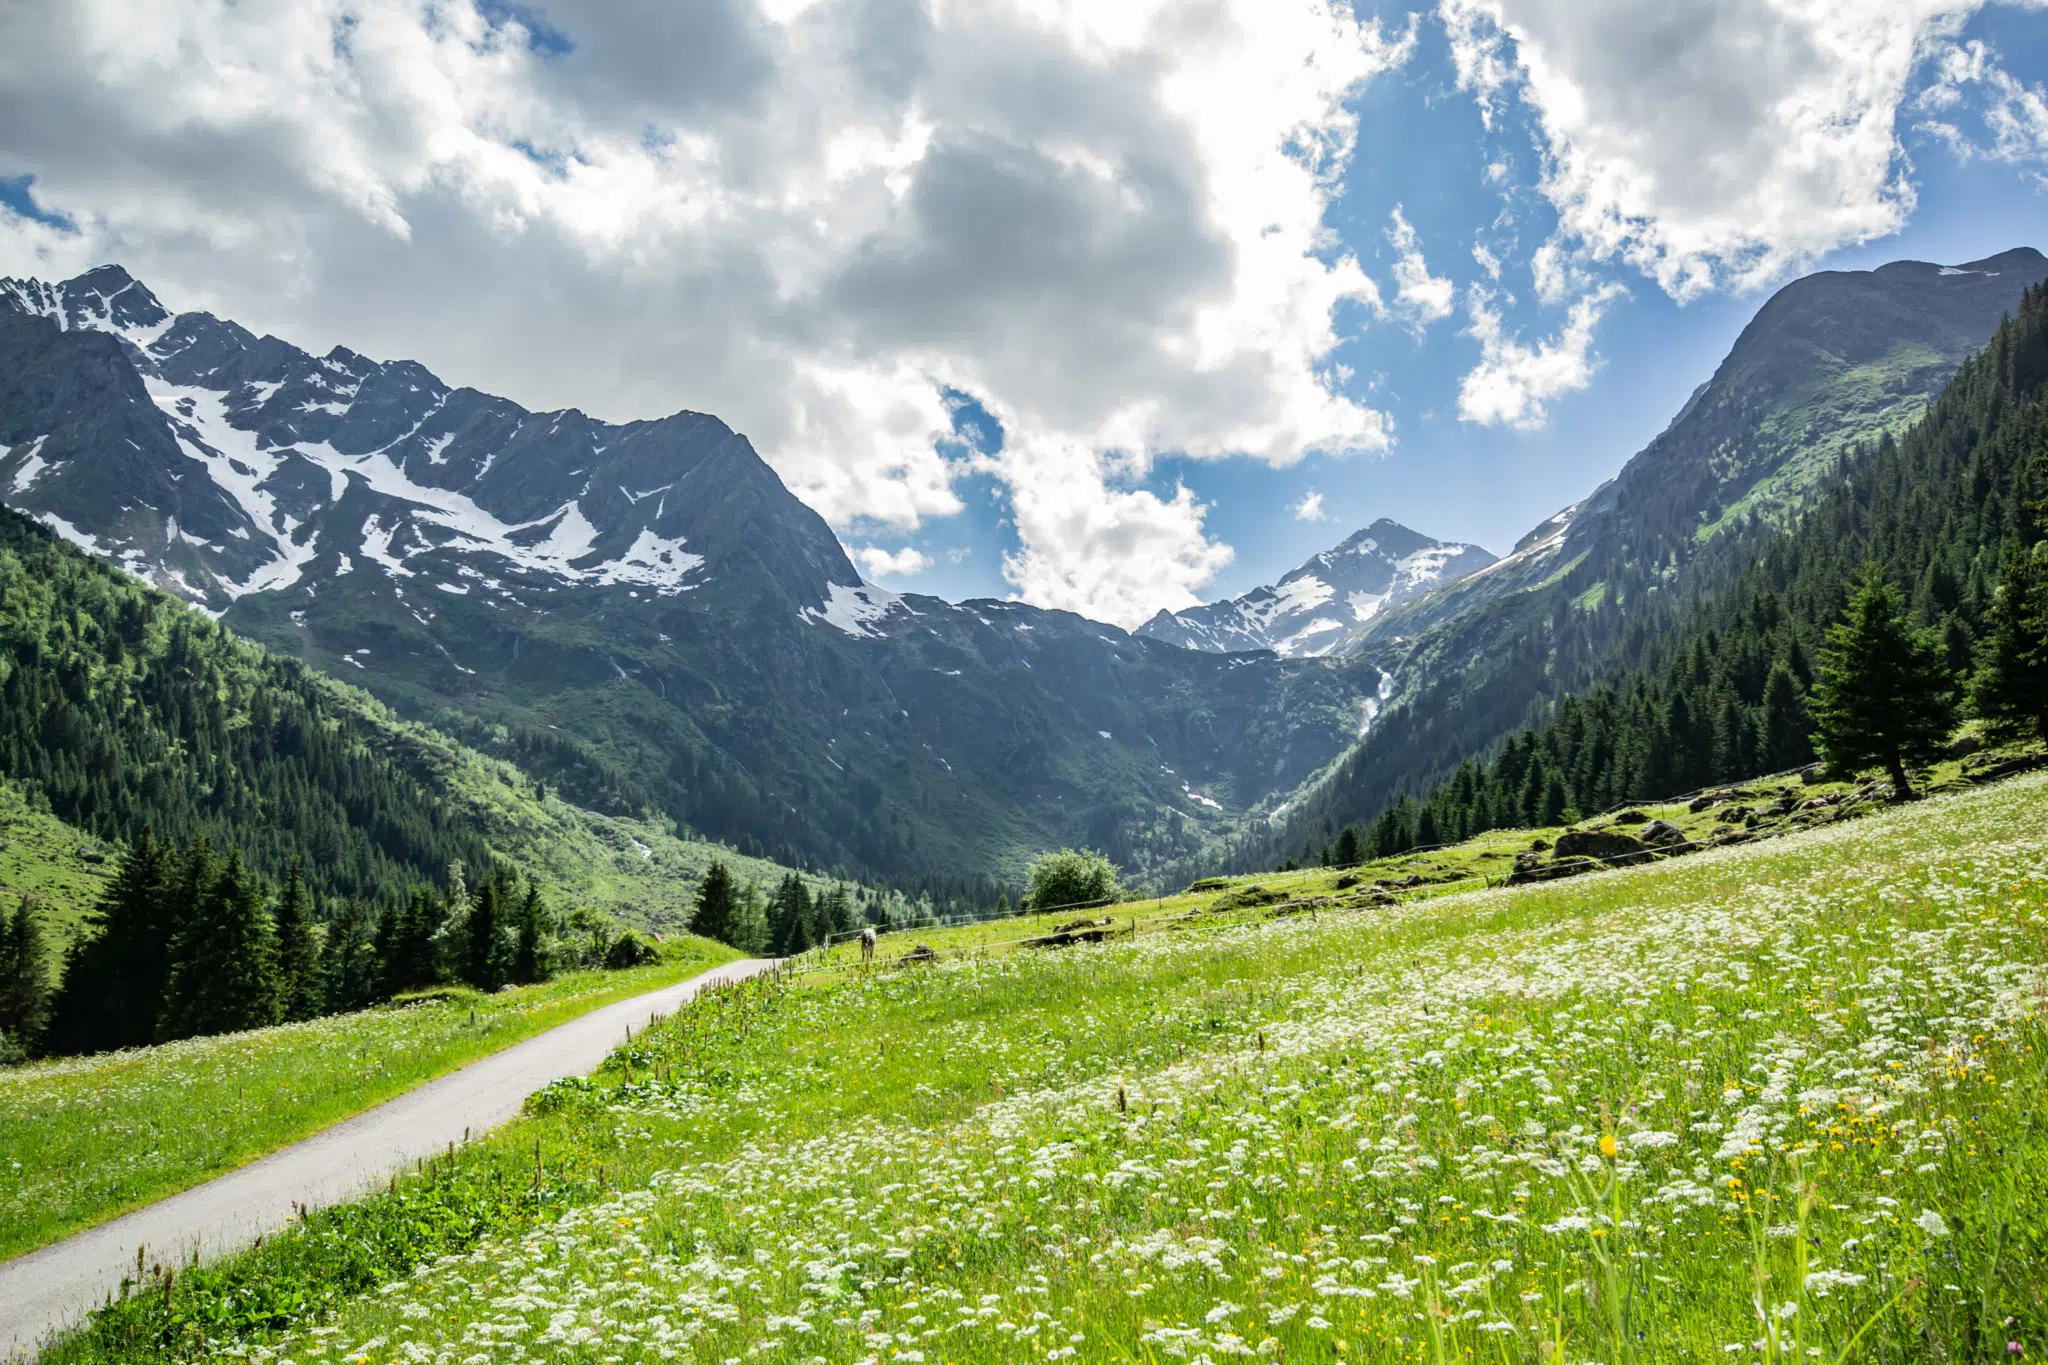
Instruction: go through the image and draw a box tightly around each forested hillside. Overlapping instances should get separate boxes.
[0,507,831,924]
[1303,280,2048,854]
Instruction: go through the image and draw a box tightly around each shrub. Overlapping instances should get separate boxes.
[1023,848,1120,913]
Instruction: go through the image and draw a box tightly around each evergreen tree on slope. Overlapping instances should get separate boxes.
[1969,546,2048,745]
[692,861,739,948]
[274,860,321,1021]
[0,897,51,1057]
[159,851,284,1040]
[1810,564,1959,801]
[49,828,171,1054]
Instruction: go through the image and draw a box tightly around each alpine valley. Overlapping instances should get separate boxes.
[3,246,2043,896]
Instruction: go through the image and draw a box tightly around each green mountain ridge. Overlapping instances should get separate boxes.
[1266,246,2048,856]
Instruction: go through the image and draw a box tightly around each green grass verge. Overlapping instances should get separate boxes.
[44,768,2048,1363]
[0,937,739,1263]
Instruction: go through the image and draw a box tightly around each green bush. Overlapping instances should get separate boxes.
[1023,847,1119,913]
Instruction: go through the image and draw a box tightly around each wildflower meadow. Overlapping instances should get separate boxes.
[53,771,2048,1364]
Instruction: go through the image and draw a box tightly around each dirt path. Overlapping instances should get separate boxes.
[0,956,776,1359]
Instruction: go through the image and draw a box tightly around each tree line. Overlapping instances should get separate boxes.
[0,831,655,1060]
[1301,281,2048,864]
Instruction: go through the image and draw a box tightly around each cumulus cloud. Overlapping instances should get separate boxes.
[1292,490,1328,521]
[0,0,1411,626]
[1436,0,2020,298]
[1458,282,1623,428]
[1917,38,2048,170]
[1386,206,1455,326]
[999,440,1233,625]
[855,544,933,580]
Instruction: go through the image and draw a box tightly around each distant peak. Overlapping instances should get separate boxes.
[58,263,171,331]
[1953,246,2046,274]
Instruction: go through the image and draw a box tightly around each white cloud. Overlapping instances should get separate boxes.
[855,544,933,580]
[1436,0,2022,298]
[998,439,1233,627]
[1917,38,2048,169]
[1386,206,1455,326]
[0,0,1412,627]
[1458,282,1623,428]
[1292,490,1328,521]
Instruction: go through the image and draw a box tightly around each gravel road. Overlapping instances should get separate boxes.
[0,956,776,1359]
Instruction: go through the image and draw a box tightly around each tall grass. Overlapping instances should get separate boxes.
[47,773,2048,1363]
[0,940,737,1262]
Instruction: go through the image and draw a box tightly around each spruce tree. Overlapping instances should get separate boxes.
[1969,547,2048,745]
[384,889,445,994]
[1759,662,1811,772]
[731,882,771,955]
[768,874,815,955]
[510,883,548,986]
[692,860,739,947]
[1810,565,1959,800]
[49,827,171,1053]
[464,879,507,991]
[1332,825,1364,866]
[159,852,284,1040]
[0,897,52,1056]
[318,899,380,1013]
[273,859,320,1021]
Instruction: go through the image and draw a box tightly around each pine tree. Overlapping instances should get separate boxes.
[0,897,52,1055]
[731,882,771,955]
[1759,662,1811,772]
[692,861,739,947]
[768,874,815,956]
[1969,547,2048,745]
[159,851,284,1041]
[384,888,445,994]
[510,883,548,986]
[464,878,507,991]
[1332,825,1364,866]
[49,827,172,1054]
[318,898,380,1013]
[273,859,320,1021]
[1810,565,1959,800]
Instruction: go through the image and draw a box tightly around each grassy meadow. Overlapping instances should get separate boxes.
[0,938,738,1263]
[48,767,2048,1363]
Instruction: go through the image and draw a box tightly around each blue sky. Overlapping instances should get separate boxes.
[3,0,2046,625]
[878,2,2048,609]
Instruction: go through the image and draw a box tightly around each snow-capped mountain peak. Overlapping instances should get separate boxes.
[1135,518,1497,657]
[0,265,859,619]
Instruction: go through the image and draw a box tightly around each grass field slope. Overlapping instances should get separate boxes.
[49,768,2048,1363]
[0,940,739,1262]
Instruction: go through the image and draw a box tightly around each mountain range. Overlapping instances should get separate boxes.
[0,268,1378,888]
[1136,520,1495,658]
[4,246,2043,891]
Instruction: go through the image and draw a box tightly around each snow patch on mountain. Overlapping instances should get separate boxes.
[4,437,50,495]
[1137,519,1497,658]
[807,582,903,638]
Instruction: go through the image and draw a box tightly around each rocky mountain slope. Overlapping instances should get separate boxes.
[1136,519,1495,657]
[0,268,1379,888]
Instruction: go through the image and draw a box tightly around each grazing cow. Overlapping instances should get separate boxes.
[860,927,877,962]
